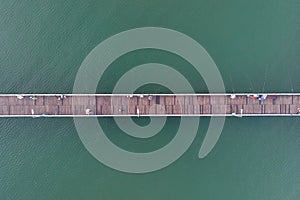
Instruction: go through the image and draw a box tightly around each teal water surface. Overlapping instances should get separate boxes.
[0,0,300,199]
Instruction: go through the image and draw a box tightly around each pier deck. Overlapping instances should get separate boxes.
[0,94,300,117]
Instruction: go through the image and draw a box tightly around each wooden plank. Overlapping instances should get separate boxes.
[193,105,200,114]
[0,97,8,106]
[183,105,193,114]
[121,105,129,115]
[156,105,166,114]
[260,97,273,105]
[203,105,211,114]
[226,105,231,114]
[237,105,244,115]
[159,96,166,105]
[274,95,293,105]
[192,96,198,106]
[128,105,136,115]
[44,106,59,115]
[0,106,9,115]
[44,96,62,106]
[173,105,183,114]
[226,95,247,105]
[149,95,156,106]
[166,105,173,114]
[203,96,210,105]
[165,96,174,105]
[185,96,193,105]
[265,105,280,114]
[129,96,138,106]
[137,105,146,115]
[87,96,96,106]
[102,96,112,105]
[197,96,203,105]
[292,95,300,105]
[73,105,86,115]
[138,96,149,106]
[230,105,238,114]
[236,95,247,105]
[61,95,72,106]
[253,105,262,114]
[8,96,34,106]
[289,105,300,114]
[211,96,225,105]
[9,105,23,115]
[111,96,122,107]
[211,105,227,114]
[58,106,72,115]
[247,97,260,105]
[35,96,44,106]
[280,105,286,114]
[144,105,150,115]
[102,105,112,115]
[96,104,102,115]
[183,105,188,114]
[175,96,184,105]
[243,105,253,114]
[121,96,129,105]
[22,106,33,115]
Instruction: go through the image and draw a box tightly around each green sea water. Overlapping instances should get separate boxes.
[1,0,300,199]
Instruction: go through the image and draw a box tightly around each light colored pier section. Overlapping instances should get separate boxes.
[0,93,300,117]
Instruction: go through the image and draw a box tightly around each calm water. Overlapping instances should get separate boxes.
[1,0,300,199]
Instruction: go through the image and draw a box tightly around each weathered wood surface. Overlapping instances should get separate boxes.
[0,94,300,117]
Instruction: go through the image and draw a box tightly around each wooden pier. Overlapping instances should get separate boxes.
[0,94,300,117]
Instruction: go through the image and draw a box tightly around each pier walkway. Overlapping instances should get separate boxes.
[0,93,300,117]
